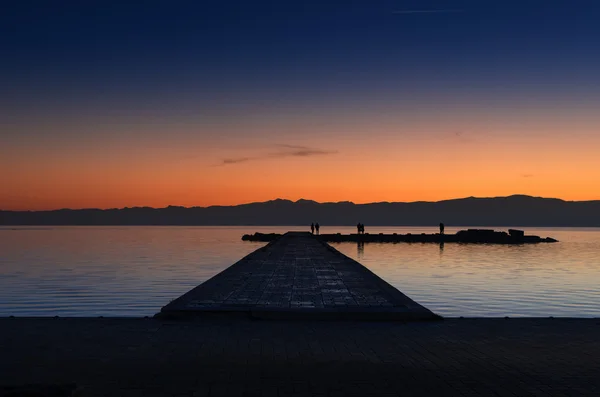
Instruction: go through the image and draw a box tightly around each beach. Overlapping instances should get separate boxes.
[2,317,599,396]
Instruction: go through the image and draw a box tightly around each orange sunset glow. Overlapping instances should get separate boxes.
[2,1,600,211]
[3,108,600,210]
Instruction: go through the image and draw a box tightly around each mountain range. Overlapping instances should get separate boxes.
[2,195,600,226]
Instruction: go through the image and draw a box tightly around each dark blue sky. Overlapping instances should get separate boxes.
[3,0,600,109]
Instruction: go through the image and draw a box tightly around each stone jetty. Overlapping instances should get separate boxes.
[242,228,558,244]
[159,232,439,320]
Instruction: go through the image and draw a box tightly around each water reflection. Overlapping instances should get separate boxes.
[331,227,600,318]
[1,226,600,317]
[357,241,364,259]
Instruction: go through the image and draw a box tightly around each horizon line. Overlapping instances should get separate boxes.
[3,194,600,212]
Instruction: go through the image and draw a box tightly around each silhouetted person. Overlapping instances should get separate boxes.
[439,222,445,235]
[310,223,315,234]
[356,223,361,234]
[315,222,320,235]
[360,223,365,234]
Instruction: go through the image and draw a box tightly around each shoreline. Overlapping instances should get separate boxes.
[1,315,599,319]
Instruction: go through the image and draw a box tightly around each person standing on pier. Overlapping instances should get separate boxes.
[311,223,315,234]
[356,223,364,234]
[356,223,361,234]
[439,222,445,235]
[315,222,320,235]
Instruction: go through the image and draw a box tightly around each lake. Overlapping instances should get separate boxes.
[0,226,598,317]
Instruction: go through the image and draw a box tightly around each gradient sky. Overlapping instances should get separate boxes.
[2,0,600,210]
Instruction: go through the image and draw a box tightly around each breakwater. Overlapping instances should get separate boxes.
[242,229,558,244]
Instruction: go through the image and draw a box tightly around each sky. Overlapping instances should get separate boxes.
[2,0,600,210]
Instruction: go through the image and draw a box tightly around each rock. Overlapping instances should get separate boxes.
[508,229,525,238]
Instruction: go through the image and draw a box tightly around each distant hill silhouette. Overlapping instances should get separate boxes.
[1,195,600,226]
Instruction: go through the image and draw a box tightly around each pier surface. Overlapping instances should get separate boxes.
[160,232,437,320]
[2,317,599,396]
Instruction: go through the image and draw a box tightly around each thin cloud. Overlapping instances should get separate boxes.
[274,144,309,149]
[217,144,338,166]
[222,157,251,165]
[392,9,463,14]
[521,174,534,178]
[448,130,475,144]
[271,144,337,157]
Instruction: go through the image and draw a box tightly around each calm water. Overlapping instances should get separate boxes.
[0,226,599,317]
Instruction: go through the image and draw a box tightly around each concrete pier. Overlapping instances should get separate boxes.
[159,232,438,320]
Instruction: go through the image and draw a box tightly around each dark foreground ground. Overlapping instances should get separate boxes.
[1,317,599,397]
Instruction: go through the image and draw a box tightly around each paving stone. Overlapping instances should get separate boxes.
[160,232,437,320]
